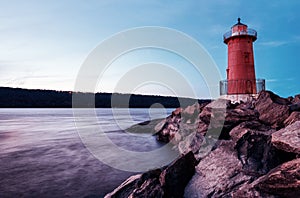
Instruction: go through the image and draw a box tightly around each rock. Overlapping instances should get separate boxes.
[185,133,297,198]
[155,119,180,143]
[234,99,255,110]
[233,158,300,197]
[196,121,209,134]
[156,98,258,144]
[132,180,163,198]
[154,102,209,143]
[229,120,271,142]
[293,94,300,103]
[184,101,210,115]
[181,102,208,124]
[200,99,258,140]
[105,169,164,198]
[182,102,199,116]
[223,107,258,134]
[133,169,169,197]
[235,129,281,175]
[287,96,294,102]
[112,90,300,198]
[185,141,252,197]
[159,151,197,198]
[154,108,182,142]
[198,99,229,125]
[172,107,182,116]
[104,174,142,198]
[289,102,300,111]
[233,184,277,198]
[178,132,205,156]
[254,158,300,197]
[105,152,196,198]
[126,118,165,134]
[198,99,229,133]
[271,121,300,155]
[254,91,290,128]
[284,111,300,126]
[154,119,167,133]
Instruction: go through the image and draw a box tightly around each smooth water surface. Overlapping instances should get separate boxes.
[0,108,173,198]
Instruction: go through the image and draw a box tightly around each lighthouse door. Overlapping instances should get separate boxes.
[246,80,253,94]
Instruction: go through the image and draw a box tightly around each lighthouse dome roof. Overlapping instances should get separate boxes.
[232,18,247,28]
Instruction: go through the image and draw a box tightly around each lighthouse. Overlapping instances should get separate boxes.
[220,18,265,101]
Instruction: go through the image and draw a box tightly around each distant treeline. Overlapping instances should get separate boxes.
[0,87,210,108]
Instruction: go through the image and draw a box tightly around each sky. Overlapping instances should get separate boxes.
[0,0,299,98]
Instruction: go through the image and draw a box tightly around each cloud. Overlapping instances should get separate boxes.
[266,78,295,83]
[259,41,288,47]
[259,36,300,48]
[266,79,279,82]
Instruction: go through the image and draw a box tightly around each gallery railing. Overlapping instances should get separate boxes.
[220,79,265,95]
[223,28,257,42]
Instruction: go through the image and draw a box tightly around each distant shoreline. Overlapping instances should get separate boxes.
[0,87,210,108]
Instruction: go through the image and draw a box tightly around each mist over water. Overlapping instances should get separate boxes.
[0,108,173,197]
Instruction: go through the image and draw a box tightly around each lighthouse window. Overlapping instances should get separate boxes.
[244,52,250,63]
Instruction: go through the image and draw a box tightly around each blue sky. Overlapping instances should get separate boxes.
[0,0,299,98]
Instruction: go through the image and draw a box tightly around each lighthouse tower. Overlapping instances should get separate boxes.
[220,18,265,102]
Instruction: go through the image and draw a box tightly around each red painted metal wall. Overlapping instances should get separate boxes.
[226,31,257,94]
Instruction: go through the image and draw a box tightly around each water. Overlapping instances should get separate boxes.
[0,108,174,198]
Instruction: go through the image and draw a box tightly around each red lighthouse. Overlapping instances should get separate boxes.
[220,18,265,100]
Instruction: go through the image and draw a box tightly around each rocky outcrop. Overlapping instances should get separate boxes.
[185,140,252,197]
[231,158,300,198]
[154,101,209,143]
[271,121,300,155]
[105,151,196,198]
[254,91,291,128]
[109,90,300,197]
[255,158,300,197]
[185,124,297,197]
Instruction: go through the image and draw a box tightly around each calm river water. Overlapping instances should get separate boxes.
[0,108,173,198]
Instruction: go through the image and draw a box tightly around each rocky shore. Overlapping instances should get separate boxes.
[105,91,300,198]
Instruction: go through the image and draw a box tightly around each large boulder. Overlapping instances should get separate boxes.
[254,158,300,197]
[235,129,283,175]
[178,131,204,154]
[177,131,216,161]
[254,91,291,128]
[154,109,182,142]
[130,169,164,198]
[185,141,252,197]
[159,151,197,197]
[271,121,300,155]
[104,174,142,198]
[223,107,258,135]
[126,118,165,134]
[105,151,196,198]
[198,99,230,127]
[229,120,272,142]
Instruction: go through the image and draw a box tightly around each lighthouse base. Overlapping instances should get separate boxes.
[220,94,259,103]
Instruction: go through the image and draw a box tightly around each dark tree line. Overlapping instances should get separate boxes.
[0,87,210,108]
